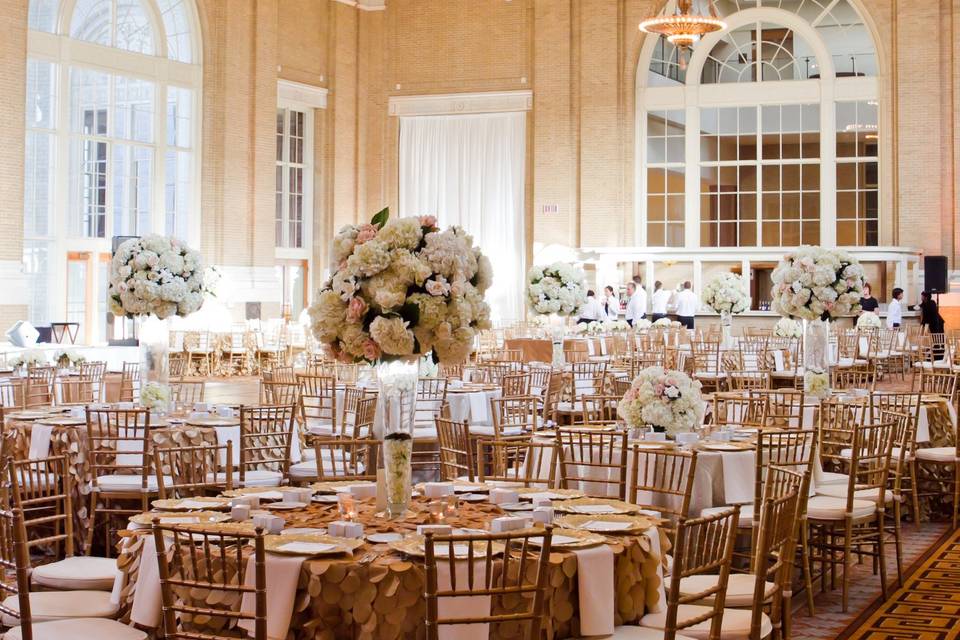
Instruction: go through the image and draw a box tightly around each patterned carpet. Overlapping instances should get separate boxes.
[832,525,960,640]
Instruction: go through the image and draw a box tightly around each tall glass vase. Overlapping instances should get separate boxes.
[803,318,831,399]
[548,313,566,366]
[138,315,170,413]
[720,311,734,349]
[373,358,419,519]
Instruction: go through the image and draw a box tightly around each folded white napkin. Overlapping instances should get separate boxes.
[214,425,242,465]
[28,423,54,460]
[772,350,785,372]
[643,527,667,613]
[598,337,607,356]
[239,552,305,640]
[437,557,490,640]
[468,392,490,425]
[573,543,614,635]
[130,535,162,628]
[916,406,931,443]
[719,450,755,505]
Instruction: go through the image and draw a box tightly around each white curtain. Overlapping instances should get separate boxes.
[399,112,526,324]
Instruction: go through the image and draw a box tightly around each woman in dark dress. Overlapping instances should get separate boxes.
[918,290,945,334]
[859,283,879,314]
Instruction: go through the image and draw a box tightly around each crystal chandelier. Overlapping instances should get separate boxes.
[639,0,726,67]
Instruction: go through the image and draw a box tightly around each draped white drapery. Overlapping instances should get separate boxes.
[399,112,526,324]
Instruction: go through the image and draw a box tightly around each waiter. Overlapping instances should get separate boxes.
[675,281,699,329]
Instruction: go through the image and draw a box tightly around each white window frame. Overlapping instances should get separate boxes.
[635,4,880,250]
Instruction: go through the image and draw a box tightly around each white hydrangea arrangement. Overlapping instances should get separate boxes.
[108,235,208,319]
[804,370,830,399]
[617,366,705,436]
[771,246,865,320]
[633,319,652,331]
[9,350,47,369]
[653,317,674,327]
[140,382,170,412]
[308,209,492,365]
[702,272,751,315]
[526,262,587,316]
[575,319,630,335]
[856,311,882,329]
[54,349,85,368]
[773,317,803,338]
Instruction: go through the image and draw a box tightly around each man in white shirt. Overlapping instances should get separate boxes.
[886,287,903,329]
[625,279,647,326]
[650,281,672,322]
[578,290,605,324]
[675,281,699,329]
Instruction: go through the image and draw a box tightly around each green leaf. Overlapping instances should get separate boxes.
[399,301,420,327]
[370,207,390,229]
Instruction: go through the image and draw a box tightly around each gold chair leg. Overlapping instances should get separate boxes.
[801,521,815,616]
[910,458,922,523]
[842,521,853,613]
[893,501,903,586]
[877,513,889,602]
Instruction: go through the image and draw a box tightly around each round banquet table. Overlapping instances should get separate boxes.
[4,410,221,552]
[114,497,669,640]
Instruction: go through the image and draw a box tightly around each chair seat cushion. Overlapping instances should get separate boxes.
[699,504,754,528]
[413,427,438,441]
[640,603,772,640]
[806,495,876,520]
[3,618,146,640]
[679,573,777,607]
[32,556,118,591]
[288,457,365,480]
[815,485,894,503]
[572,626,698,640]
[211,470,283,487]
[916,447,959,463]
[1,591,119,625]
[94,475,170,493]
[469,426,525,437]
[817,471,849,486]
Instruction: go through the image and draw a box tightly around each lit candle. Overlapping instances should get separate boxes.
[338,494,356,521]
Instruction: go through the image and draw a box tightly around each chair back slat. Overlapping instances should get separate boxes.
[556,429,628,499]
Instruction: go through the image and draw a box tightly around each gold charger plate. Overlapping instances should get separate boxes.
[36,417,86,427]
[525,527,606,549]
[700,441,754,452]
[152,497,231,511]
[389,534,503,559]
[515,488,584,501]
[414,480,492,494]
[7,410,56,420]
[220,488,285,500]
[631,441,677,450]
[311,480,376,494]
[552,497,642,515]
[264,533,363,556]
[554,513,657,534]
[185,416,239,427]
[130,511,231,526]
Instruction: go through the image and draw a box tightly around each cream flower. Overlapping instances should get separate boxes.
[378,217,424,251]
[369,316,415,356]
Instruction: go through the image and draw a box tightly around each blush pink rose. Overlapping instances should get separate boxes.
[362,339,381,361]
[346,297,368,323]
[355,224,378,244]
[419,215,437,228]
[654,383,666,396]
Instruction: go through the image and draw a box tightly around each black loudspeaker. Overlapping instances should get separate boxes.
[924,256,949,294]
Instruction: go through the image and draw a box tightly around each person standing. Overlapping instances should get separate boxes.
[886,287,903,329]
[917,290,945,334]
[578,290,605,324]
[650,281,672,322]
[675,281,699,330]
[625,279,647,327]
[859,283,879,315]
[602,285,620,319]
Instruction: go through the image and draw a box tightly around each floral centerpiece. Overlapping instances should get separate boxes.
[525,263,587,317]
[702,272,751,316]
[618,367,704,436]
[633,318,652,331]
[574,319,630,335]
[307,208,491,517]
[856,311,882,330]
[140,382,170,413]
[9,350,47,372]
[109,234,209,405]
[53,349,85,369]
[773,317,803,338]
[771,246,865,399]
[653,317,675,328]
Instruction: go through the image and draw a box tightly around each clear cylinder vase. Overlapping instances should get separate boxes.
[720,311,734,349]
[374,358,419,519]
[803,318,831,399]
[548,313,565,366]
[138,315,170,413]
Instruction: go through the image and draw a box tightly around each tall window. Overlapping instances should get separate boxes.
[639,0,879,249]
[275,106,312,250]
[25,0,201,340]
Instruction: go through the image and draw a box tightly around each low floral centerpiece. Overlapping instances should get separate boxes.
[9,350,47,373]
[856,311,882,330]
[771,246,865,399]
[140,382,170,413]
[526,263,587,317]
[618,367,705,437]
[702,272,750,347]
[633,318,652,331]
[773,317,803,338]
[53,349,85,369]
[308,208,491,517]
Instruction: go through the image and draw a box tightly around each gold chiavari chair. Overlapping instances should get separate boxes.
[0,507,146,639]
[53,376,95,406]
[153,443,234,499]
[169,380,205,407]
[563,349,588,364]
[540,372,564,428]
[310,438,381,482]
[914,402,960,527]
[222,329,250,374]
[85,407,153,555]
[580,394,621,428]
[727,371,771,392]
[612,378,632,397]
[831,363,877,392]
[298,373,338,437]
[350,395,377,440]
[816,397,866,487]
[874,328,907,379]
[557,362,607,419]
[556,429,628,499]
[119,362,140,402]
[501,372,531,397]
[415,378,448,428]
[236,405,294,487]
[711,394,767,432]
[438,361,466,381]
[436,417,474,482]
[763,336,802,389]
[476,439,557,488]
[628,447,697,539]
[335,386,369,439]
[871,392,922,522]
[0,379,24,411]
[691,339,727,393]
[152,520,267,640]
[186,331,216,376]
[488,396,540,438]
[738,336,769,372]
[479,348,523,363]
[528,365,551,398]
[24,367,55,408]
[807,420,896,611]
[78,361,106,402]
[424,527,552,640]
[750,389,806,429]
[635,507,744,639]
[259,380,300,406]
[8,456,120,593]
[913,369,960,405]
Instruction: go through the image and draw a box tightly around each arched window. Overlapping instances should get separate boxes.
[24,0,202,342]
[638,0,879,250]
